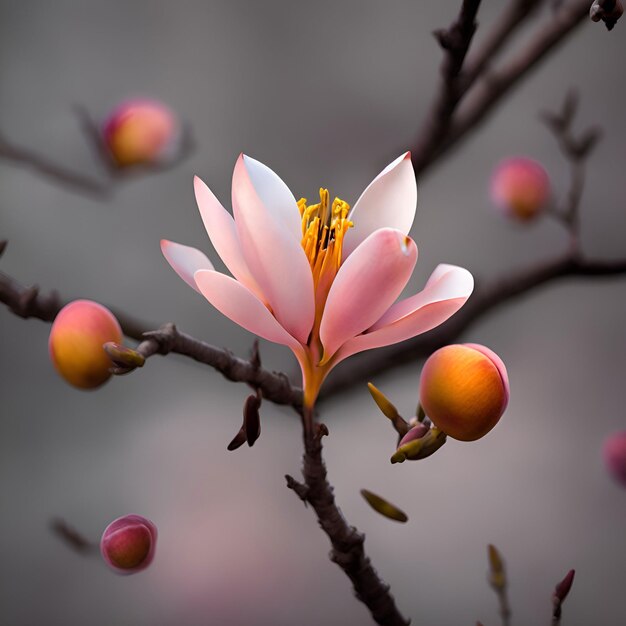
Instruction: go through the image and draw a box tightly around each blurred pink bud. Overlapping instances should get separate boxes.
[419,343,510,441]
[102,99,178,167]
[100,514,157,574]
[490,157,550,222]
[603,431,626,486]
[554,569,575,603]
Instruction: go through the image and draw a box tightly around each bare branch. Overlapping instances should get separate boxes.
[541,90,602,249]
[287,415,410,626]
[50,518,98,555]
[321,252,626,399]
[431,0,591,169]
[0,131,109,198]
[412,0,483,173]
[0,257,303,413]
[462,0,544,88]
[0,107,194,198]
[413,0,591,176]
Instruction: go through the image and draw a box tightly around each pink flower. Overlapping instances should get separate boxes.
[161,153,473,407]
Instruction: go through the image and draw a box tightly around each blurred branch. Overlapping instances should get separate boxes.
[0,107,194,199]
[0,131,110,198]
[321,252,626,398]
[0,245,303,413]
[286,414,410,626]
[321,89,623,398]
[412,0,591,176]
[541,90,602,250]
[50,518,98,555]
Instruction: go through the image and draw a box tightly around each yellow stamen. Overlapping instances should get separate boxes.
[298,189,352,302]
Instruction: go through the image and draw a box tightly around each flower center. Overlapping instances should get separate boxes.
[298,189,352,320]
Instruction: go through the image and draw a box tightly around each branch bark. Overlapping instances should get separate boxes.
[286,416,410,626]
[0,258,303,413]
[320,253,626,398]
[412,0,591,176]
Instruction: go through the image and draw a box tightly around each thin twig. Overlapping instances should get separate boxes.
[540,90,602,250]
[0,131,109,198]
[0,108,195,199]
[50,518,98,555]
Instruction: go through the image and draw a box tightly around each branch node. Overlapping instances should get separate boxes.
[285,474,310,502]
[142,322,178,354]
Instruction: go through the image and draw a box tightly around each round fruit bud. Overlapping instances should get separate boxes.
[102,99,178,167]
[100,515,157,574]
[419,344,510,442]
[49,300,122,389]
[490,157,550,222]
[603,432,626,487]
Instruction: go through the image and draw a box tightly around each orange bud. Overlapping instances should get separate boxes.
[419,344,509,441]
[490,157,550,222]
[49,300,122,389]
[102,99,178,167]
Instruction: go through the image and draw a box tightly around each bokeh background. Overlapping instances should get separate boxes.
[1,1,625,625]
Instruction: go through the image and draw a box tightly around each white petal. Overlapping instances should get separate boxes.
[193,176,264,300]
[161,240,214,292]
[343,152,417,258]
[239,154,302,239]
[231,154,315,344]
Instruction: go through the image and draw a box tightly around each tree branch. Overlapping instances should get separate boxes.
[411,0,482,174]
[320,252,626,398]
[0,131,109,198]
[0,251,303,413]
[0,108,195,199]
[286,416,410,626]
[412,0,591,176]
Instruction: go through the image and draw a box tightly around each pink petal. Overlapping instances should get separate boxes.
[319,228,418,362]
[231,154,315,344]
[343,152,417,258]
[193,176,264,300]
[332,264,474,363]
[194,269,304,356]
[161,240,214,292]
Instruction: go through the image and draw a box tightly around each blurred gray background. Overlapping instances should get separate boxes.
[1,1,625,625]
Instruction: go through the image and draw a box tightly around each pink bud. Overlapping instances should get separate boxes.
[490,157,550,222]
[419,343,510,441]
[102,99,178,167]
[49,300,123,389]
[398,423,430,447]
[100,515,157,574]
[603,432,626,487]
